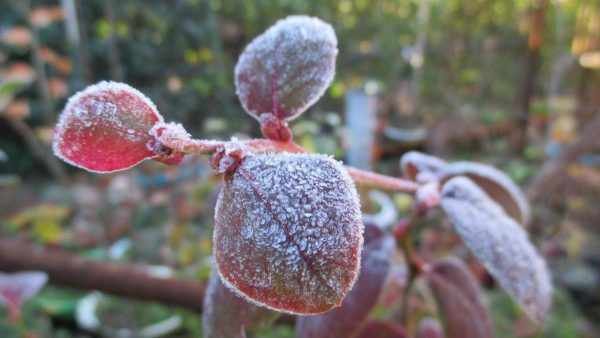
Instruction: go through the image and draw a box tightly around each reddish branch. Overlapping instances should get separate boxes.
[158,133,419,194]
[0,238,206,312]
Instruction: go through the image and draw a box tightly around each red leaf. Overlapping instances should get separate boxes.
[426,257,494,338]
[296,224,396,338]
[356,321,407,338]
[235,16,337,122]
[53,81,163,173]
[214,153,363,314]
[203,268,279,338]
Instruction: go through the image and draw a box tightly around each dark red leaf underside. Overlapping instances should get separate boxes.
[426,257,494,338]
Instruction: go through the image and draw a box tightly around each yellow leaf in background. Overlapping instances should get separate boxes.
[6,203,69,232]
[0,27,32,47]
[32,218,64,244]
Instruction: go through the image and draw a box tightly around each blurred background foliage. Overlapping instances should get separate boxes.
[0,0,599,337]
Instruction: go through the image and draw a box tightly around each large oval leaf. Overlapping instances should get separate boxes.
[440,177,552,323]
[235,16,337,121]
[440,162,530,224]
[53,81,163,173]
[296,224,396,338]
[426,257,494,338]
[214,153,363,314]
[202,267,279,338]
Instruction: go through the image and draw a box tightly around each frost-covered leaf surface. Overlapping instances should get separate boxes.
[0,271,48,308]
[441,162,530,224]
[355,321,407,338]
[296,224,395,338]
[441,177,552,323]
[235,16,337,121]
[400,151,447,182]
[426,257,494,338]
[214,153,363,314]
[202,267,279,338]
[53,81,163,173]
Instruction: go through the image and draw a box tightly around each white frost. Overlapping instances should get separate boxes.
[235,15,338,121]
[214,153,363,315]
[441,176,552,323]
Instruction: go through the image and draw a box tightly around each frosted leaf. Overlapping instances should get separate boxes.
[53,81,163,173]
[416,318,444,338]
[0,271,48,308]
[441,177,552,323]
[400,151,447,183]
[214,153,363,314]
[202,266,279,338]
[235,16,337,121]
[296,224,396,338]
[440,162,530,224]
[355,321,407,338]
[426,257,494,338]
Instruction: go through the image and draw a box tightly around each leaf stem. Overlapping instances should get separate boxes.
[159,131,419,194]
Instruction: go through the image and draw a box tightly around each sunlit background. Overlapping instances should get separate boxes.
[0,0,599,337]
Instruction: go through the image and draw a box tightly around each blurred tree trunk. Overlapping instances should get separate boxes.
[515,0,548,152]
[61,0,89,89]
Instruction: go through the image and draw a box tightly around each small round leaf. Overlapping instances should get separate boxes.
[53,81,163,173]
[235,16,338,121]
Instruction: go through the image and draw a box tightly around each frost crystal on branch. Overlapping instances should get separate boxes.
[441,177,552,323]
[214,153,363,314]
[53,81,163,173]
[235,16,338,122]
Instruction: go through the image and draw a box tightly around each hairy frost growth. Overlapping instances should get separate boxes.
[400,151,447,182]
[441,162,530,224]
[296,224,395,338]
[214,153,363,314]
[53,81,163,173]
[441,177,552,323]
[426,258,494,338]
[235,16,338,122]
[202,266,278,338]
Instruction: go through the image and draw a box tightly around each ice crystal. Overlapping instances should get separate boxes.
[441,161,530,224]
[441,177,552,323]
[214,153,363,314]
[202,266,278,338]
[53,81,163,173]
[296,224,395,338]
[427,257,494,338]
[235,16,338,121]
